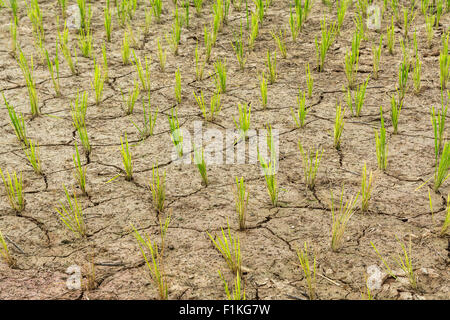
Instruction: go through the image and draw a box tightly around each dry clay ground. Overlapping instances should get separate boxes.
[0,0,449,300]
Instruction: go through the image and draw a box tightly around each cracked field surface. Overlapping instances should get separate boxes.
[0,0,449,300]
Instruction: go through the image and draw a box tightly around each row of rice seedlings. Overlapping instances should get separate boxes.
[132,92,158,139]
[174,68,182,103]
[374,106,388,171]
[91,58,106,105]
[150,164,166,214]
[122,78,140,114]
[44,47,61,97]
[207,220,241,274]
[3,93,29,147]
[104,0,112,42]
[330,186,359,252]
[219,270,246,300]
[132,215,171,299]
[24,140,42,175]
[17,49,39,118]
[371,236,417,290]
[291,89,308,128]
[0,229,15,267]
[193,144,208,186]
[266,50,277,84]
[333,103,345,150]
[233,177,248,230]
[156,37,167,72]
[213,58,227,93]
[0,168,24,212]
[58,20,78,75]
[271,29,287,59]
[133,51,151,92]
[73,142,87,195]
[344,31,361,90]
[247,12,259,51]
[234,102,251,139]
[259,72,267,108]
[258,125,278,206]
[440,32,449,90]
[194,90,222,121]
[345,76,369,117]
[296,242,317,300]
[166,5,182,56]
[298,140,323,190]
[168,108,183,157]
[315,16,336,72]
[71,91,91,156]
[372,35,383,80]
[360,162,374,212]
[55,184,86,237]
[120,133,133,181]
[231,22,247,70]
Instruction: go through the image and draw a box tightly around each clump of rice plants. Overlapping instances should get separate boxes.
[433,141,450,191]
[315,16,336,72]
[120,133,133,181]
[298,140,323,190]
[258,126,278,206]
[305,63,313,98]
[386,16,395,55]
[193,144,208,186]
[291,89,308,128]
[0,168,24,212]
[132,92,158,139]
[55,185,87,238]
[334,103,345,150]
[121,78,140,115]
[58,20,78,75]
[375,106,388,171]
[0,229,16,267]
[149,164,166,214]
[344,31,361,90]
[207,220,241,274]
[330,186,359,252]
[345,76,369,117]
[73,142,87,195]
[44,48,61,97]
[271,29,287,59]
[91,58,105,105]
[175,68,182,103]
[17,49,39,118]
[71,92,91,156]
[360,162,374,212]
[157,37,167,72]
[266,50,277,84]
[248,12,259,51]
[24,140,42,175]
[296,242,317,300]
[218,270,246,300]
[260,72,268,108]
[168,108,184,157]
[233,177,249,230]
[3,93,28,147]
[133,51,151,92]
[231,22,247,70]
[213,58,227,93]
[440,32,449,90]
[234,102,251,139]
[372,35,383,80]
[194,90,222,122]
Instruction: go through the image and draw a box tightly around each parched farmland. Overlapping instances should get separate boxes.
[0,0,449,300]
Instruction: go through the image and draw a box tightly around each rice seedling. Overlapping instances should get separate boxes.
[413,53,422,94]
[234,102,251,139]
[17,49,39,118]
[233,176,248,230]
[44,48,61,97]
[132,222,169,300]
[433,141,450,191]
[0,229,16,267]
[104,0,112,42]
[305,63,313,98]
[122,31,131,65]
[344,31,361,90]
[182,0,190,27]
[397,58,410,103]
[168,108,183,157]
[253,0,264,23]
[439,32,449,90]
[166,7,182,56]
[330,186,359,252]
[194,41,205,80]
[258,150,278,207]
[149,164,166,214]
[259,72,268,108]
[360,162,373,212]
[58,20,78,75]
[296,242,317,300]
[390,0,399,21]
[337,0,349,34]
[353,5,366,41]
[421,0,430,15]
[213,59,227,93]
[375,106,388,171]
[371,236,418,290]
[193,90,222,122]
[151,0,163,23]
[77,0,88,32]
[133,51,151,92]
[132,92,158,139]
[218,270,246,300]
[231,22,247,70]
[425,14,435,49]
[271,29,287,59]
[91,58,105,105]
[157,37,166,72]
[0,168,24,212]
[207,220,241,274]
[298,140,323,190]
[390,93,403,135]
[9,18,17,56]
[288,4,300,42]
[3,93,28,147]
[73,142,87,195]
[10,0,18,25]
[334,103,345,150]
[347,76,369,117]
[71,91,88,129]
[315,16,336,72]
[431,103,448,162]
[372,35,383,80]
[266,50,277,84]
[101,43,109,83]
[121,78,140,115]
[174,68,182,104]
[194,0,203,15]
[55,184,87,237]
[193,144,208,186]
[386,16,395,55]
[435,0,443,26]
[291,89,308,128]
[143,6,152,36]
[24,140,42,175]
[402,4,416,39]
[440,195,450,236]
[120,133,133,181]
[28,0,44,43]
[78,25,93,58]
[248,12,259,51]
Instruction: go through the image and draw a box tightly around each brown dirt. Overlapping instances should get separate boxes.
[0,0,449,300]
